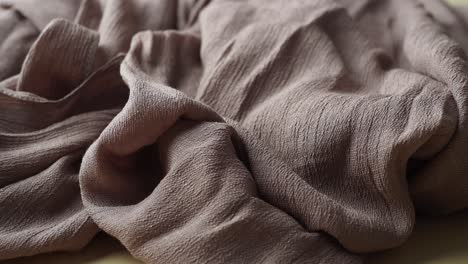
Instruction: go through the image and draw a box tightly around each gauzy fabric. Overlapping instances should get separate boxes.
[1,0,468,263]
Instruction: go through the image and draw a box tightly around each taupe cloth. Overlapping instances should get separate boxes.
[1,0,468,263]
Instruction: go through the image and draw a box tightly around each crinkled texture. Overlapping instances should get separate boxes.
[1,0,468,263]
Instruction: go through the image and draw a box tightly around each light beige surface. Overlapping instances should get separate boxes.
[367,211,468,264]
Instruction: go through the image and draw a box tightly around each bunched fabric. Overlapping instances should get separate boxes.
[1,0,468,263]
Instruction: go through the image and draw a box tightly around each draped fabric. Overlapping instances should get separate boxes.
[1,0,468,263]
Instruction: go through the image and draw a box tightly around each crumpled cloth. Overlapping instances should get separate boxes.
[1,0,468,263]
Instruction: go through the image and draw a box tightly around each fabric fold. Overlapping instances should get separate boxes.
[0,19,126,260]
[80,55,361,263]
[17,19,99,100]
[2,0,468,263]
[0,3,38,81]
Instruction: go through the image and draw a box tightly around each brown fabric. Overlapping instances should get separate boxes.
[1,0,468,263]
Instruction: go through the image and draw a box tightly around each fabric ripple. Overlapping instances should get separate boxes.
[1,0,468,263]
